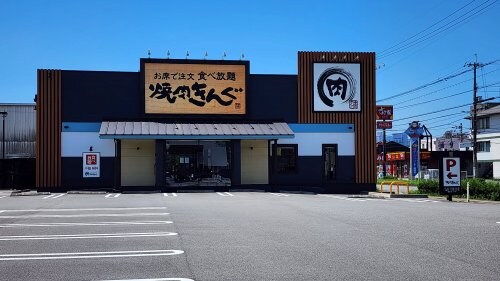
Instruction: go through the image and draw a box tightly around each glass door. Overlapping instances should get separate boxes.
[322,144,338,182]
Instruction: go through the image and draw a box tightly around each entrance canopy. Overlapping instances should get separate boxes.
[99,121,294,140]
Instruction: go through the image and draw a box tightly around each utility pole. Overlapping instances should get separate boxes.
[465,58,483,178]
[465,57,498,177]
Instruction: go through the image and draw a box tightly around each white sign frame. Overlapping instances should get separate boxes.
[83,152,100,178]
[313,63,361,112]
[442,157,460,187]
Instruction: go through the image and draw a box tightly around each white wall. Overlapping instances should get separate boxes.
[277,132,354,156]
[62,132,115,157]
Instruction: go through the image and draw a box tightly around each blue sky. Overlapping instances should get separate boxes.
[1,0,499,137]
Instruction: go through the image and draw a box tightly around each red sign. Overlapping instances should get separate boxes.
[377,121,393,129]
[86,154,97,165]
[386,152,406,161]
[376,105,393,120]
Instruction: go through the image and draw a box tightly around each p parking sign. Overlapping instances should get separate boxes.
[439,157,461,194]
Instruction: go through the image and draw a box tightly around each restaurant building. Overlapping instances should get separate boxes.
[36,51,376,193]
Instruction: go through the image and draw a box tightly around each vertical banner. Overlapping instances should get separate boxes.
[83,152,100,178]
[405,121,424,179]
[410,139,419,177]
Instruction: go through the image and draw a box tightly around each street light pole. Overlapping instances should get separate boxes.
[0,111,7,188]
[0,111,7,161]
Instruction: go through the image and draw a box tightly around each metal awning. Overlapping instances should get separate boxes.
[99,121,294,140]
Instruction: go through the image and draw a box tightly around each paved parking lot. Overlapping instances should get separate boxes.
[0,191,499,280]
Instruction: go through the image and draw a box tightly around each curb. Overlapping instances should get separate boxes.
[67,191,107,195]
[10,191,51,196]
[368,192,428,199]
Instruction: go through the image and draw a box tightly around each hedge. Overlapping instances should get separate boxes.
[414,178,500,201]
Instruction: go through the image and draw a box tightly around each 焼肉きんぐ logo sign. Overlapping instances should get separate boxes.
[313,63,361,112]
[145,62,246,114]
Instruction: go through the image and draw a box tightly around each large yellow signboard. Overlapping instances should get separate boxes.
[144,62,246,114]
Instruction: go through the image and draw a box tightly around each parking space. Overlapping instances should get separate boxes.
[0,197,193,281]
[0,191,498,280]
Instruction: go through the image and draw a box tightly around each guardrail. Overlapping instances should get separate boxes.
[379,181,410,195]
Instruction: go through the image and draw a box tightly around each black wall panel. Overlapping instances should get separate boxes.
[61,71,297,123]
[249,74,298,122]
[61,71,140,122]
[271,156,355,186]
[61,157,115,189]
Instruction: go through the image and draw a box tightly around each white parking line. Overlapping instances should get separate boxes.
[105,193,121,198]
[0,196,7,199]
[0,249,184,261]
[51,193,66,199]
[496,222,499,224]
[0,232,178,241]
[270,193,289,197]
[99,278,194,281]
[0,212,170,219]
[216,192,234,197]
[0,221,173,228]
[318,194,372,202]
[163,193,177,197]
[0,207,168,213]
[392,198,440,203]
[42,194,57,199]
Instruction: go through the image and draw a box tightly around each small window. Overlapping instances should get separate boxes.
[477,117,490,129]
[477,141,490,152]
[274,144,298,174]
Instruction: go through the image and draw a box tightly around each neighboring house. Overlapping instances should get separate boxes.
[475,104,500,178]
[431,135,471,152]
[0,103,36,189]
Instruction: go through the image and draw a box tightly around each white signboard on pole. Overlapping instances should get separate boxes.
[83,152,100,178]
[441,157,460,194]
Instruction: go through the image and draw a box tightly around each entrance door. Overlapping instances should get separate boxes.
[322,144,338,182]
[166,145,202,183]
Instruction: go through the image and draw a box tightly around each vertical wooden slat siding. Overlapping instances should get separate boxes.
[298,52,376,184]
[36,69,61,190]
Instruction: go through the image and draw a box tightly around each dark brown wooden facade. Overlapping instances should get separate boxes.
[36,69,61,190]
[298,51,376,184]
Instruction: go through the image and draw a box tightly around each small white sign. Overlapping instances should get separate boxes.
[83,152,100,178]
[442,157,460,187]
[313,63,361,112]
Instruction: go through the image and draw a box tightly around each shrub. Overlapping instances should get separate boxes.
[416,179,439,194]
[461,178,500,201]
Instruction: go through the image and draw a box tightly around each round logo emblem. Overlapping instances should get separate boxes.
[317,68,357,108]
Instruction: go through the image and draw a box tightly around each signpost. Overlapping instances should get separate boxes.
[376,105,393,177]
[404,121,424,180]
[439,157,461,201]
[376,121,392,129]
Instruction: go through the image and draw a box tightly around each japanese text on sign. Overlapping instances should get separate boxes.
[145,63,246,114]
[83,152,100,178]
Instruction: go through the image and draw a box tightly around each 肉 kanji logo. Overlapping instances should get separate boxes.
[313,63,361,112]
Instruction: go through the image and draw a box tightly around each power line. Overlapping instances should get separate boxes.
[392,102,473,122]
[378,60,500,103]
[392,112,467,128]
[377,0,477,56]
[378,0,498,59]
[397,80,500,109]
[376,69,471,102]
[394,67,500,106]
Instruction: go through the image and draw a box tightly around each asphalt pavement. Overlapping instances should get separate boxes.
[0,191,498,281]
